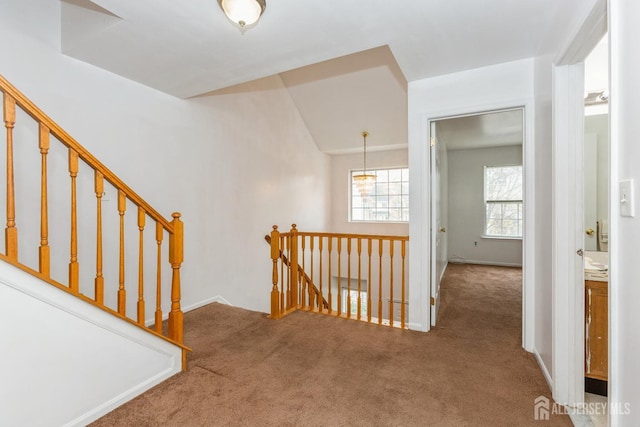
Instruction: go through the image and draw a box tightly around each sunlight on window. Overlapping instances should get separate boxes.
[342,289,368,318]
[351,167,409,222]
[484,165,523,237]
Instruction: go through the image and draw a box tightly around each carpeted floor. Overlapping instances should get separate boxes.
[92,264,571,426]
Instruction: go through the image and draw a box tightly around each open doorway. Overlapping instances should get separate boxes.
[550,0,608,416]
[582,33,609,425]
[429,109,525,325]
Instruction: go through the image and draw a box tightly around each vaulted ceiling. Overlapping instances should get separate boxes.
[60,0,592,153]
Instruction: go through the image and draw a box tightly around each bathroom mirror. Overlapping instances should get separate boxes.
[584,35,609,252]
[584,113,608,252]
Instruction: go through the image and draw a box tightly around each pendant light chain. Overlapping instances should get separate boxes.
[362,130,369,175]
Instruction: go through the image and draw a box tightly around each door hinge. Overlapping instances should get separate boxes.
[430,297,435,306]
[430,136,436,147]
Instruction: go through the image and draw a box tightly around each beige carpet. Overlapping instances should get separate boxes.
[92,264,570,426]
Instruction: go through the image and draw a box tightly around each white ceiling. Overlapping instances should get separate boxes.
[59,0,589,154]
[435,110,523,151]
[585,35,609,93]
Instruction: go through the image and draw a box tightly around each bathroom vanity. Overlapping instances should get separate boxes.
[584,251,608,383]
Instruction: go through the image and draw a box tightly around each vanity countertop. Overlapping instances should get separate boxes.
[585,250,608,282]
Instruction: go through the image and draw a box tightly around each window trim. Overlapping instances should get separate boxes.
[349,165,410,223]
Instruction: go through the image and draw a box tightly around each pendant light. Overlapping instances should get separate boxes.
[353,131,376,197]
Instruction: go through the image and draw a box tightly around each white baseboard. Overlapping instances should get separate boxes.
[145,295,232,327]
[408,321,430,332]
[451,259,523,268]
[533,347,553,389]
[183,295,232,312]
[439,261,449,282]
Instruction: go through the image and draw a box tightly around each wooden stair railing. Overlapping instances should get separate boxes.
[264,234,329,311]
[268,224,409,329]
[0,74,190,368]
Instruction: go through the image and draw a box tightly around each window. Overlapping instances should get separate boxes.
[484,165,523,237]
[351,167,409,222]
[342,288,368,318]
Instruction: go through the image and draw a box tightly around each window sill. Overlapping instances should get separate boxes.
[481,235,522,241]
[349,220,409,224]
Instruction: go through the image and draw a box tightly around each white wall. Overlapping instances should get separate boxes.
[0,262,182,426]
[0,0,331,316]
[0,0,331,420]
[610,1,640,423]
[330,149,409,235]
[327,149,409,323]
[533,54,554,384]
[447,145,523,266]
[408,58,535,332]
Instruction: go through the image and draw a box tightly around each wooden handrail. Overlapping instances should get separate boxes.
[264,234,329,310]
[0,74,173,232]
[0,74,187,368]
[300,231,409,241]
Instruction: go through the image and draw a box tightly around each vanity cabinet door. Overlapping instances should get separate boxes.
[585,280,608,381]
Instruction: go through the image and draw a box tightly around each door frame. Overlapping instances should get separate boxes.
[551,0,607,407]
[412,100,534,350]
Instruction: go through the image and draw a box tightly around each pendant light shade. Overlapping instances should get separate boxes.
[218,0,266,28]
[353,131,376,197]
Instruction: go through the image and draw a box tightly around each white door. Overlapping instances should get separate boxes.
[430,121,443,326]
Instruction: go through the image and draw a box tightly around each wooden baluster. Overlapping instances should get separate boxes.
[168,212,184,344]
[301,235,306,307]
[94,171,104,304]
[327,236,332,313]
[117,190,126,315]
[347,238,352,318]
[337,237,342,316]
[39,124,50,276]
[389,240,395,327]
[4,94,17,260]
[285,234,291,309]
[137,207,146,325]
[280,235,285,314]
[357,238,362,321]
[318,235,323,312]
[289,224,299,310]
[309,236,315,309]
[270,226,280,317]
[155,222,164,332]
[401,239,406,329]
[378,239,383,325]
[68,149,79,292]
[367,239,372,323]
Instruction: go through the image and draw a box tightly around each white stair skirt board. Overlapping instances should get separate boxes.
[0,261,183,427]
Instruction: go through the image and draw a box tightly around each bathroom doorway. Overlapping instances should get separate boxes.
[582,33,609,424]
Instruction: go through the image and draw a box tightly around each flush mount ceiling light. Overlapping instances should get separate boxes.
[353,131,376,197]
[218,0,266,29]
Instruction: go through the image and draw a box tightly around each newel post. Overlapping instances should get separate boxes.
[270,225,281,318]
[168,212,184,344]
[289,224,299,309]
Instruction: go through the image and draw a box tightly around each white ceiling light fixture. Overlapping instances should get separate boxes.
[353,131,376,197]
[218,0,266,29]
